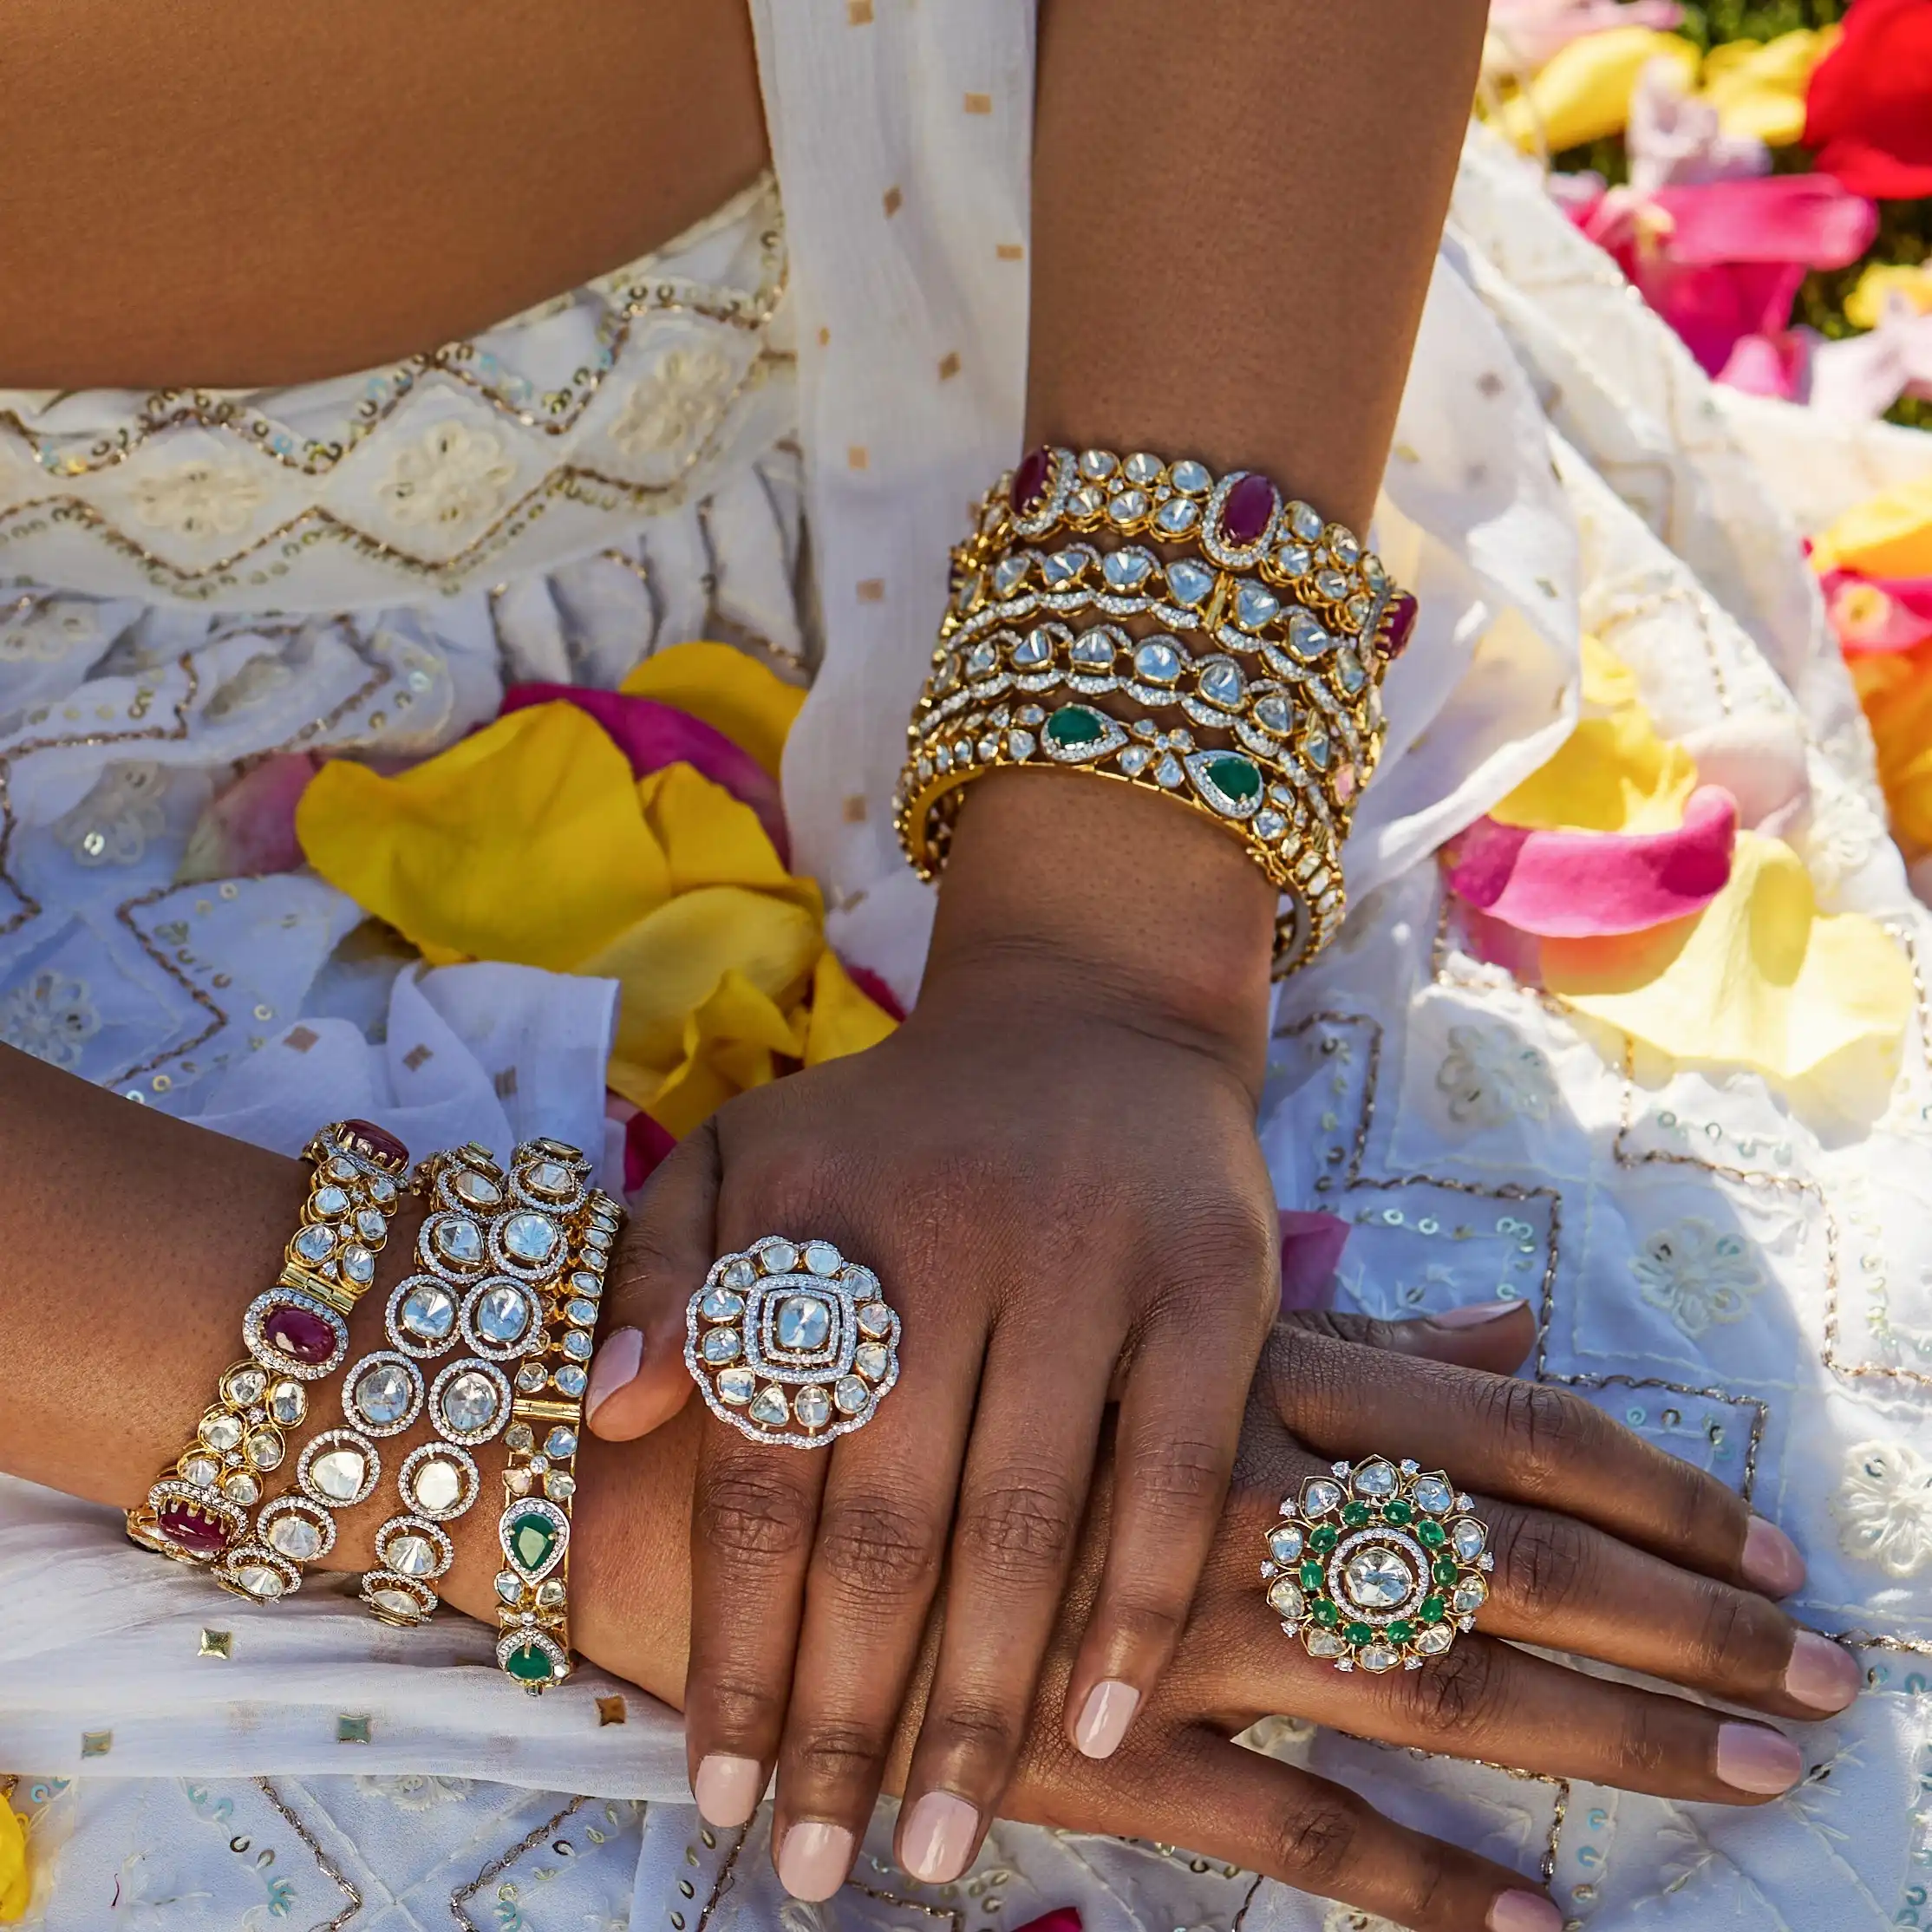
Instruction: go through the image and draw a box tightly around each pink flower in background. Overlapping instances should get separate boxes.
[1819,565,1932,653]
[1809,291,1932,417]
[1486,0,1684,73]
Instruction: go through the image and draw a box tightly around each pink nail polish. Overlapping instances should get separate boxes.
[1715,1722,1803,1795]
[692,1753,763,1828]
[1430,1300,1526,1328]
[1073,1680,1140,1759]
[584,1326,644,1425]
[1784,1630,1860,1713]
[900,1791,979,1884]
[1487,1891,1562,1932]
[1741,1516,1805,1597]
[775,1820,855,1902]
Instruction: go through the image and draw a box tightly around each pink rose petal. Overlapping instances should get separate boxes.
[1010,1914,1083,1932]
[1280,1209,1350,1312]
[502,683,788,864]
[1445,785,1738,937]
[624,1109,678,1195]
[175,753,321,885]
[839,957,907,1023]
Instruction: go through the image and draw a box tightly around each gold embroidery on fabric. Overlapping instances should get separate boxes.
[254,1778,362,1932]
[451,1797,588,1930]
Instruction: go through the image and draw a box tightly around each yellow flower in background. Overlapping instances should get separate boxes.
[1700,28,1840,145]
[298,661,895,1141]
[1495,27,1699,151]
[1541,832,1912,1080]
[1844,260,1932,331]
[0,1797,28,1923]
[1811,475,1932,580]
[1489,637,1698,834]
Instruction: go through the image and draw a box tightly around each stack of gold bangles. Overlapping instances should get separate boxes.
[127,1122,620,1696]
[895,446,1416,975]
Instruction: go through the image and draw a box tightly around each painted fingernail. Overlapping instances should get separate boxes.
[1741,1516,1805,1597]
[1784,1630,1860,1713]
[692,1753,763,1828]
[1074,1679,1140,1759]
[1487,1891,1562,1932]
[775,1820,855,1902]
[901,1791,979,1884]
[1429,1299,1525,1329]
[1715,1722,1803,1795]
[584,1326,644,1425]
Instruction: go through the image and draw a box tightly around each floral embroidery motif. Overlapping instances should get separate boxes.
[351,1772,472,1811]
[1833,1439,1932,1577]
[50,761,169,868]
[0,969,101,1069]
[0,597,98,664]
[379,421,518,530]
[1802,783,1882,895]
[1435,1021,1554,1128]
[132,459,266,539]
[610,343,738,458]
[1630,1217,1764,1338]
[206,652,294,721]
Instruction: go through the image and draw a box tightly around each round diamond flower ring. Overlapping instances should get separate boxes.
[1262,1454,1494,1674]
[685,1236,900,1447]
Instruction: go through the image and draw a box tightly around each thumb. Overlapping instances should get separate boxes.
[1276,1297,1534,1375]
[584,1118,721,1440]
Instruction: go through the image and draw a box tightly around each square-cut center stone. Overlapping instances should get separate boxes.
[777,1295,831,1353]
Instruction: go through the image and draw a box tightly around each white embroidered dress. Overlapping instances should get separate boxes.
[3,7,1932,1929]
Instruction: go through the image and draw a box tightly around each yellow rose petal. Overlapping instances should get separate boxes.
[1700,28,1839,146]
[1496,29,1700,153]
[1542,832,1912,1080]
[802,948,899,1067]
[1843,260,1932,332]
[636,761,819,911]
[1811,476,1932,580]
[620,640,805,779]
[0,1800,29,1924]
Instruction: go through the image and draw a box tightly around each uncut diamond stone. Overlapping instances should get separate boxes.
[1302,1478,1342,1517]
[267,1381,307,1426]
[343,1245,375,1287]
[516,1362,547,1392]
[233,1563,285,1600]
[582,1228,611,1255]
[401,1283,457,1343]
[203,1413,243,1452]
[1269,1524,1305,1565]
[536,1579,565,1608]
[1452,1577,1489,1615]
[1342,1548,1414,1610]
[434,1217,483,1266]
[268,1515,323,1562]
[1156,497,1199,535]
[1268,1579,1307,1621]
[223,1472,262,1505]
[385,1534,438,1578]
[565,1298,597,1328]
[1452,1519,1487,1561]
[722,1258,757,1291]
[353,1364,415,1428]
[495,1570,523,1604]
[502,1213,559,1266]
[803,1242,841,1276]
[1353,1459,1398,1498]
[441,1373,501,1436]
[310,1446,368,1501]
[408,1458,465,1516]
[1360,1643,1400,1674]
[717,1367,756,1405]
[794,1387,832,1430]
[858,1303,893,1339]
[553,1365,587,1398]
[314,1186,351,1219]
[355,1210,387,1243]
[475,1285,532,1346]
[561,1329,592,1361]
[748,1387,791,1429]
[245,1432,284,1471]
[833,1374,870,1416]
[1304,1629,1348,1660]
[1165,559,1215,608]
[1413,1476,1454,1516]
[226,1367,267,1407]
[182,1456,220,1489]
[526,1159,575,1198]
[369,1586,422,1620]
[570,1271,604,1299]
[1414,1623,1455,1655]
[759,1241,800,1274]
[703,1286,747,1322]
[454,1169,502,1208]
[545,1427,578,1459]
[294,1224,336,1263]
[854,1341,891,1381]
[777,1296,831,1352]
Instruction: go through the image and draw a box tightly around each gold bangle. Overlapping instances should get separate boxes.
[493,1155,623,1692]
[125,1119,412,1596]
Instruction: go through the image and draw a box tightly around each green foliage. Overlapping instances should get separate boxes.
[1672,0,1846,46]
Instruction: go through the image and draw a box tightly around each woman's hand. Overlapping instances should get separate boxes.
[585,771,1287,1896]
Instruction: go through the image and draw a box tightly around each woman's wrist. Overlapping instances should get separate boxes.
[921,767,1278,1089]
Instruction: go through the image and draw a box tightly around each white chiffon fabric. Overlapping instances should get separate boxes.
[4,4,1932,1929]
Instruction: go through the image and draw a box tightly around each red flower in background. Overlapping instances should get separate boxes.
[1804,0,1932,199]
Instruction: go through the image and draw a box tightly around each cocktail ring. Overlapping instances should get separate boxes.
[1262,1455,1494,1674]
[685,1236,900,1447]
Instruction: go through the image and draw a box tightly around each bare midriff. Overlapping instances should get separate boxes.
[0,0,769,389]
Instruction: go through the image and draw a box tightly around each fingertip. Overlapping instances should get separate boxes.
[585,1327,694,1439]
[1418,1298,1536,1372]
[1488,1890,1563,1932]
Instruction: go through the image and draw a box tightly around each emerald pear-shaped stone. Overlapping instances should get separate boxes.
[1045,705,1105,747]
[507,1510,559,1576]
[1204,754,1261,803]
[506,1642,555,1683]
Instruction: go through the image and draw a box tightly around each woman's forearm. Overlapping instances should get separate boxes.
[1028,0,1487,530]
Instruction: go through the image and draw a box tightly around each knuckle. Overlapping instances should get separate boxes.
[1493,1510,1592,1618]
[1690,1584,1772,1684]
[1400,1635,1507,1735]
[1486,1379,1596,1495]
[698,1673,785,1740]
[789,1721,887,1789]
[1615,1698,1677,1784]
[1659,1451,1731,1557]
[954,1476,1080,1584]
[1270,1788,1368,1890]
[812,1495,941,1600]
[695,1465,816,1566]
[1129,1434,1230,1514]
[920,1697,1023,1772]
